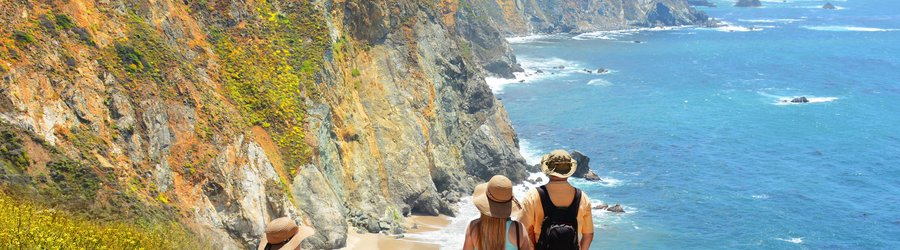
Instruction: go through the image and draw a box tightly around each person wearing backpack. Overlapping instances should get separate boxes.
[518,150,594,250]
[463,175,533,250]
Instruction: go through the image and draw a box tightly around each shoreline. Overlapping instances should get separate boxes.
[340,215,451,250]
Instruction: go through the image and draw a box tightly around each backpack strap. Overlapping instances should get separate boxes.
[566,188,582,218]
[537,185,555,216]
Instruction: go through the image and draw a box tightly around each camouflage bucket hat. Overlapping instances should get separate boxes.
[540,150,577,178]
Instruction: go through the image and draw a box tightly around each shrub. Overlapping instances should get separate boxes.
[0,193,200,249]
[12,31,35,44]
[351,68,361,77]
[115,44,147,72]
[55,14,76,30]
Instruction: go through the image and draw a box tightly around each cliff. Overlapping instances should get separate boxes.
[0,0,705,248]
[460,0,711,35]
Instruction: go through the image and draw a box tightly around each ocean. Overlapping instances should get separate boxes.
[412,0,900,249]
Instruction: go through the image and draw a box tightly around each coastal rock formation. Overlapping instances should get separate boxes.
[571,151,593,178]
[607,204,626,213]
[593,203,610,210]
[735,0,763,7]
[584,170,602,181]
[823,3,837,10]
[792,97,811,103]
[464,0,711,35]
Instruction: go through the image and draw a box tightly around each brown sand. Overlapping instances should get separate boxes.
[339,215,451,250]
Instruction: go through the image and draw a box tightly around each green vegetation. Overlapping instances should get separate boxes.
[12,31,35,44]
[116,43,148,73]
[210,0,329,173]
[351,68,361,77]
[45,159,100,202]
[55,14,76,30]
[0,127,29,172]
[0,193,199,249]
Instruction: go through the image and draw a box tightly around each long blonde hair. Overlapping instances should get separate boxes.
[474,215,509,250]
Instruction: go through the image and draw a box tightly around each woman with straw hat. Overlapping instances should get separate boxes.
[463,175,533,250]
[257,217,315,250]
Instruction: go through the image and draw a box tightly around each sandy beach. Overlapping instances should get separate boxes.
[340,215,452,250]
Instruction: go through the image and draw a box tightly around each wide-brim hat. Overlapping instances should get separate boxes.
[541,150,578,178]
[472,175,521,218]
[257,217,315,250]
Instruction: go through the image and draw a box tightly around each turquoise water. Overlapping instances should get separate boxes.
[495,1,900,249]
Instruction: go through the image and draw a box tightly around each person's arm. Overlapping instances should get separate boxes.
[463,220,476,250]
[579,192,594,250]
[580,233,594,250]
[517,221,534,250]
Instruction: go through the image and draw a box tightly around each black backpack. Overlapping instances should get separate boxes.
[535,185,581,250]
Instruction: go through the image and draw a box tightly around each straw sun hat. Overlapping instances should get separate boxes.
[472,175,521,218]
[541,150,578,178]
[257,217,315,250]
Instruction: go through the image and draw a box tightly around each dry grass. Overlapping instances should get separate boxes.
[0,193,201,249]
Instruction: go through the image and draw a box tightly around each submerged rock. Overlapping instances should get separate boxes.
[734,0,762,7]
[596,68,609,74]
[822,2,836,9]
[607,204,625,213]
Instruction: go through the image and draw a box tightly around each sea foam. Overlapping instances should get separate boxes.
[485,57,587,94]
[775,96,839,105]
[776,237,804,244]
[801,26,896,32]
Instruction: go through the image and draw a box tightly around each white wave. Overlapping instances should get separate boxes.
[798,5,845,10]
[801,25,896,32]
[759,92,840,105]
[752,194,770,199]
[573,26,692,40]
[486,57,589,94]
[506,34,566,44]
[519,140,544,166]
[587,78,612,87]
[569,175,624,188]
[703,21,763,32]
[738,18,805,23]
[775,96,839,105]
[776,237,804,244]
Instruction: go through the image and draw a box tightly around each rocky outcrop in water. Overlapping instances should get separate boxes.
[735,0,763,7]
[823,3,837,10]
[607,204,626,213]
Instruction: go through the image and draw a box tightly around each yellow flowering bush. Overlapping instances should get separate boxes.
[0,194,201,249]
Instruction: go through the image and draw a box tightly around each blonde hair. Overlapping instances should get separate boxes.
[474,215,508,250]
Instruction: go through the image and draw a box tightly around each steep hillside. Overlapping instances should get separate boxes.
[1,0,706,248]
[1,0,526,248]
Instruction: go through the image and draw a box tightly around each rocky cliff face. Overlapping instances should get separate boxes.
[1,0,526,248]
[464,0,710,35]
[1,0,703,248]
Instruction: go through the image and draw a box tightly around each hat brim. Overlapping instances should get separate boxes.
[472,183,520,218]
[257,225,315,250]
[541,159,578,178]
